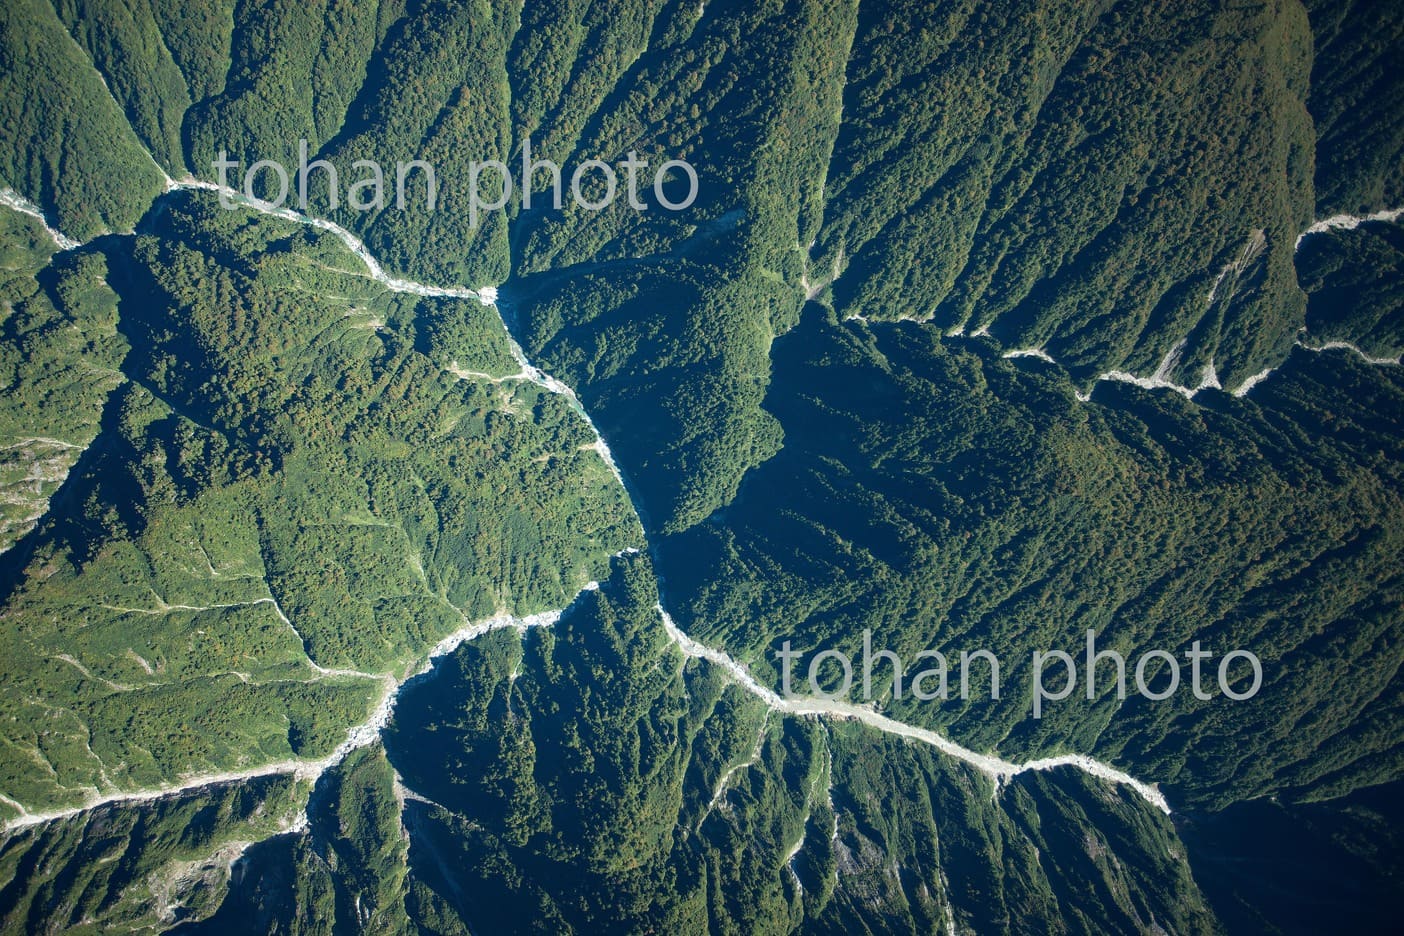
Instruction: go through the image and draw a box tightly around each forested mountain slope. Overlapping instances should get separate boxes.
[0,195,634,815]
[1,556,1220,934]
[3,0,1398,532]
[0,0,1400,932]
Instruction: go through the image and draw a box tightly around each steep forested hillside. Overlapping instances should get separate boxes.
[4,0,1396,533]
[660,302,1404,810]
[0,0,1400,932]
[0,210,124,551]
[1303,0,1404,216]
[0,556,1221,934]
[0,195,634,814]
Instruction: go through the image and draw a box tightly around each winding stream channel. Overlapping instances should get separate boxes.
[165,178,1172,813]
[24,177,1386,829]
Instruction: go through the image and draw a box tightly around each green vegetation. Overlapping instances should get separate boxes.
[8,0,1384,531]
[0,773,307,933]
[315,0,515,288]
[506,0,1323,530]
[813,0,1313,392]
[51,0,193,174]
[0,0,1400,931]
[0,0,167,239]
[1298,220,1404,358]
[183,554,1217,934]
[1303,0,1404,216]
[0,193,635,815]
[0,210,125,550]
[660,306,1404,809]
[181,746,418,934]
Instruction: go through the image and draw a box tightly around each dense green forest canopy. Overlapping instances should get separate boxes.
[1,0,1398,534]
[0,194,635,813]
[0,0,1400,932]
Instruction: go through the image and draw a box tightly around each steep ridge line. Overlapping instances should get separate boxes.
[0,168,1392,836]
[1,602,576,833]
[178,186,1173,808]
[0,184,1175,817]
[10,187,1397,402]
[165,180,621,481]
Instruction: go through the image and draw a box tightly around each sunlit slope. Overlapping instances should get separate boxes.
[0,211,125,551]
[0,555,1209,934]
[0,0,1398,930]
[5,0,1398,532]
[0,772,307,933]
[0,0,167,238]
[363,555,1215,933]
[815,0,1314,391]
[0,195,635,817]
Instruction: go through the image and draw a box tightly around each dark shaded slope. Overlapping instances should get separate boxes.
[658,305,1404,809]
[1303,0,1404,216]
